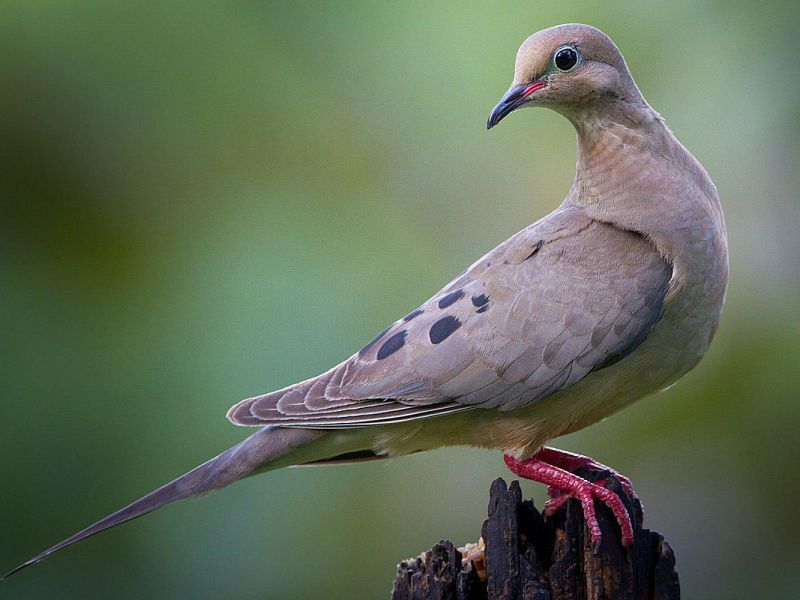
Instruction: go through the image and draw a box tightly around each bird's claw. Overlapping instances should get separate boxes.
[503,452,637,552]
[536,447,639,504]
[543,478,635,550]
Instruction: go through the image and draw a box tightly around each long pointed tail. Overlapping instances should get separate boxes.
[2,427,323,581]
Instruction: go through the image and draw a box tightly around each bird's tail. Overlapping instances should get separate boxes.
[2,427,324,581]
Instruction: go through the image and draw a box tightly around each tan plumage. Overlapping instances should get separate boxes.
[5,23,727,578]
[228,24,727,460]
[228,208,672,430]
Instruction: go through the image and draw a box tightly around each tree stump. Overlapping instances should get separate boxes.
[391,477,679,600]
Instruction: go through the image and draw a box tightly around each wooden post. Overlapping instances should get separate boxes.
[391,477,679,600]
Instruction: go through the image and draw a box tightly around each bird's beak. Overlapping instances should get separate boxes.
[487,81,546,130]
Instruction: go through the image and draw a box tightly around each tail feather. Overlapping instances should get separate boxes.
[2,427,323,581]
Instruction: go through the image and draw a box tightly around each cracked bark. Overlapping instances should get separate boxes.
[391,477,679,600]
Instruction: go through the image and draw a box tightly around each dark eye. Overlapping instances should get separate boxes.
[554,46,579,71]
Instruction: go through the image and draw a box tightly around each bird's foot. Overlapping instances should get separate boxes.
[535,446,639,504]
[503,453,635,552]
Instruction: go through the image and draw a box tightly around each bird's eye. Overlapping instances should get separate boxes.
[554,46,580,72]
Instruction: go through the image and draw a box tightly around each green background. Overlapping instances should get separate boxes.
[2,2,798,598]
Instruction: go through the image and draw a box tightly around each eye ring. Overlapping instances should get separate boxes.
[553,45,580,72]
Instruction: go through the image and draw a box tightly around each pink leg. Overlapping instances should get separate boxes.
[535,447,638,501]
[503,454,635,551]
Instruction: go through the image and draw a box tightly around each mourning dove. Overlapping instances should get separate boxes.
[4,23,728,578]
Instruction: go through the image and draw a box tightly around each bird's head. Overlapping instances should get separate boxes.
[487,24,644,129]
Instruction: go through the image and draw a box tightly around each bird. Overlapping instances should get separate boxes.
[4,23,728,579]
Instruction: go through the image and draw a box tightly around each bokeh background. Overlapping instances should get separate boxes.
[2,2,798,598]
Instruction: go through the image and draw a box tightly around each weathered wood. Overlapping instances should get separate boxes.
[391,477,679,600]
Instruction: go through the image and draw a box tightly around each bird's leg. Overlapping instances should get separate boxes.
[534,446,642,529]
[535,446,638,501]
[503,454,635,551]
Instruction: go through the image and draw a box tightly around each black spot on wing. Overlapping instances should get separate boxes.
[429,316,461,344]
[403,308,424,322]
[472,293,490,314]
[471,293,489,307]
[438,289,464,309]
[377,330,407,360]
[358,325,391,357]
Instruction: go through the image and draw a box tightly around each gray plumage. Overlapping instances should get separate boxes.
[228,207,672,426]
[4,23,727,580]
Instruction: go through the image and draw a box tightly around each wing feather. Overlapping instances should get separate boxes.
[227,206,672,428]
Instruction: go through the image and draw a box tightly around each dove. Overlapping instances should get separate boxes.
[4,23,728,579]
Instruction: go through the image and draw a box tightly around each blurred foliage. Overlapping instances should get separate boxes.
[1,2,798,599]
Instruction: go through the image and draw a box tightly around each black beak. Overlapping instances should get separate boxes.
[486,81,545,130]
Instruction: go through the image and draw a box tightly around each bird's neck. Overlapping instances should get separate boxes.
[571,100,671,201]
[564,101,727,311]
[567,102,723,252]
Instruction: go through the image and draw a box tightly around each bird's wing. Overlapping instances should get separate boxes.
[227,206,672,428]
